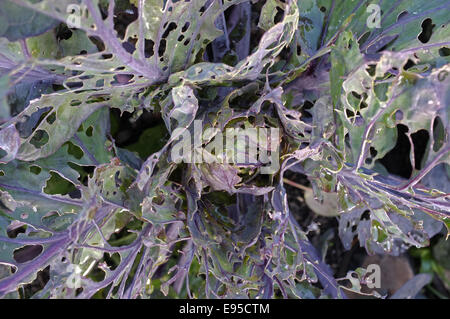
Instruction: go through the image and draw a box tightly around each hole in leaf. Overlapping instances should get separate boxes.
[88,266,106,282]
[79,75,94,81]
[438,47,450,57]
[13,245,43,263]
[144,39,155,58]
[158,39,167,57]
[68,163,94,186]
[95,79,105,87]
[69,189,82,199]
[44,172,80,197]
[74,288,83,297]
[274,7,284,24]
[354,115,364,126]
[366,64,376,76]
[66,81,83,90]
[361,210,370,220]
[64,141,84,159]
[29,165,42,175]
[397,11,408,22]
[181,22,190,33]
[162,22,177,39]
[111,74,134,85]
[122,41,135,54]
[418,18,435,43]
[378,124,412,178]
[57,26,73,40]
[16,107,52,139]
[103,252,121,270]
[70,100,82,106]
[403,59,417,70]
[30,130,49,149]
[19,265,50,298]
[300,101,313,119]
[113,1,137,39]
[46,112,56,124]
[411,129,429,170]
[7,222,27,238]
[86,126,93,137]
[395,109,404,121]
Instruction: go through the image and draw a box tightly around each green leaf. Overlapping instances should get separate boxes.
[0,0,59,41]
[13,91,107,161]
[169,1,299,85]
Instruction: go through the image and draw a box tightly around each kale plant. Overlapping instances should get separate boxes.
[0,0,448,299]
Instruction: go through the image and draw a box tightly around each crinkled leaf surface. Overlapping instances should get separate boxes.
[0,0,448,300]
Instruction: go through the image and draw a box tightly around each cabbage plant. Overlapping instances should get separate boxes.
[0,0,448,299]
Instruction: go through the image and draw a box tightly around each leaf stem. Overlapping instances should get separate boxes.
[283,178,311,192]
